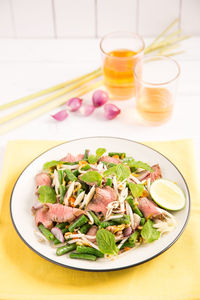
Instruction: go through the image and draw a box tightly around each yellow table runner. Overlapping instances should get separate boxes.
[0,139,200,300]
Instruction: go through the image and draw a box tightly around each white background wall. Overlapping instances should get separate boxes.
[0,0,199,38]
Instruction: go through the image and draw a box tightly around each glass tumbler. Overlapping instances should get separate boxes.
[100,32,145,100]
[134,56,180,125]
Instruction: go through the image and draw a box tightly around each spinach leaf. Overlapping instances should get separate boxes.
[141,219,160,243]
[103,164,130,181]
[128,182,144,198]
[96,229,119,255]
[64,169,77,182]
[43,160,63,170]
[96,148,106,158]
[80,171,102,186]
[38,185,56,203]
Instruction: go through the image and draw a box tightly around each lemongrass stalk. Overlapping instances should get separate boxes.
[0,67,102,111]
[0,80,103,135]
[145,18,179,52]
[145,35,190,55]
[0,70,102,125]
[163,50,184,57]
[158,44,180,55]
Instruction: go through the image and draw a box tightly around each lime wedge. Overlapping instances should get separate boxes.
[150,179,186,211]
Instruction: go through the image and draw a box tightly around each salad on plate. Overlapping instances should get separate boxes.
[32,148,185,261]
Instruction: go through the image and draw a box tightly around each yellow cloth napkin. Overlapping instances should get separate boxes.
[0,139,200,300]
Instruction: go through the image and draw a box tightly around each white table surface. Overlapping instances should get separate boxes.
[0,37,200,178]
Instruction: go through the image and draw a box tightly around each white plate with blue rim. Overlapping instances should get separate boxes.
[10,137,190,272]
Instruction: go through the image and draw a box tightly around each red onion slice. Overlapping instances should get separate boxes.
[123,226,133,237]
[51,110,69,121]
[104,103,121,120]
[67,97,83,112]
[92,90,109,107]
[51,227,64,243]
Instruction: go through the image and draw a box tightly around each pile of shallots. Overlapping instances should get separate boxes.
[52,90,121,121]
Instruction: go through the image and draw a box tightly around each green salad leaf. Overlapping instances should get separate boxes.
[88,148,106,164]
[38,185,56,203]
[80,171,102,186]
[124,159,153,172]
[43,160,63,170]
[141,219,160,243]
[88,154,98,164]
[128,182,144,198]
[103,164,130,181]
[96,148,106,158]
[96,229,119,255]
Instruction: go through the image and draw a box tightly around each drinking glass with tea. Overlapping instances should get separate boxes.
[100,32,145,100]
[134,56,180,125]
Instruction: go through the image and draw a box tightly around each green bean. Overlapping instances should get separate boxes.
[64,169,77,182]
[59,185,66,204]
[62,228,69,234]
[69,253,97,261]
[68,215,89,232]
[99,220,116,229]
[84,149,89,160]
[108,152,126,159]
[57,169,65,184]
[73,169,80,177]
[113,215,130,225]
[89,211,101,226]
[63,161,79,165]
[76,246,104,258]
[56,222,69,229]
[38,224,55,241]
[79,223,91,234]
[77,188,84,196]
[121,230,140,249]
[105,178,113,187]
[56,243,76,256]
[140,218,145,225]
[126,196,144,218]
[54,238,61,245]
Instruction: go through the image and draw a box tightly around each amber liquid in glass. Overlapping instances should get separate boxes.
[136,87,173,124]
[103,49,141,100]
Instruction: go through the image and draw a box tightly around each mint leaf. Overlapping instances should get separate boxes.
[80,171,102,186]
[128,182,144,198]
[141,219,160,243]
[96,229,119,255]
[125,160,153,172]
[88,155,98,164]
[43,160,63,170]
[103,164,130,181]
[38,185,56,203]
[96,148,106,158]
[64,169,77,182]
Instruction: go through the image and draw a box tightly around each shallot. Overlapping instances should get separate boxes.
[51,227,64,243]
[67,97,82,112]
[52,110,68,121]
[92,90,109,107]
[104,103,121,120]
[81,104,95,116]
